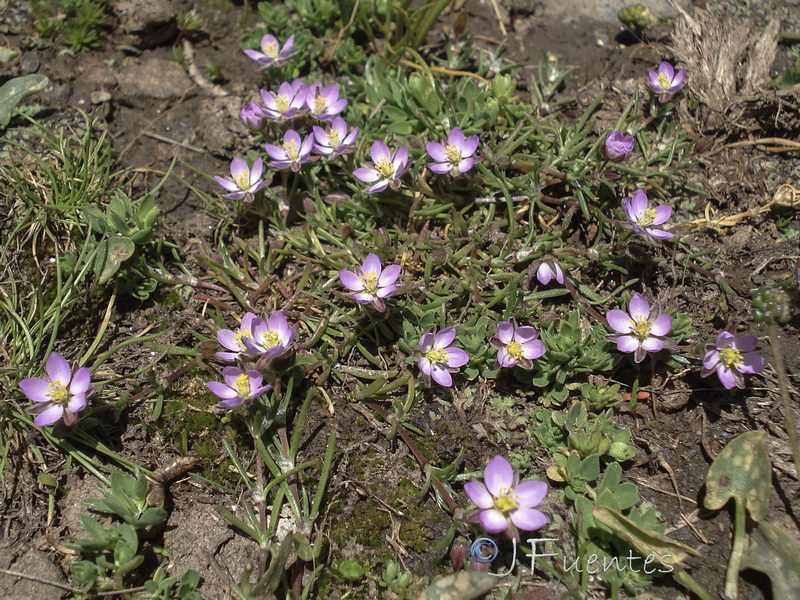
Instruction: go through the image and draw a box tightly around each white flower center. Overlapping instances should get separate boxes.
[283,139,300,162]
[361,271,378,294]
[375,158,395,179]
[233,169,250,191]
[233,374,251,397]
[657,73,671,91]
[47,380,69,404]
[326,130,342,148]
[494,487,519,513]
[262,41,278,58]
[444,144,462,165]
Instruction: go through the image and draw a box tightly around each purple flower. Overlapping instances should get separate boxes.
[647,61,686,103]
[216,312,263,361]
[622,189,673,241]
[18,352,93,427]
[338,253,401,312]
[244,34,296,68]
[214,157,270,201]
[701,332,764,390]
[606,293,674,363]
[259,79,307,120]
[535,259,565,286]
[353,141,410,193]
[603,130,635,161]
[305,82,347,121]
[245,310,295,359]
[207,367,272,409]
[490,318,546,370]
[464,455,548,537]
[415,327,469,387]
[426,127,479,176]
[241,102,266,130]
[264,130,314,171]
[312,117,358,156]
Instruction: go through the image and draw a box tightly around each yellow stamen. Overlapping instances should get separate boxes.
[719,347,744,368]
[262,330,281,349]
[326,130,342,148]
[275,95,291,114]
[283,139,300,161]
[361,271,378,294]
[425,348,449,365]
[233,169,250,190]
[313,95,327,114]
[506,341,524,360]
[234,328,251,349]
[632,317,653,338]
[637,207,657,226]
[494,487,519,513]
[657,73,671,91]
[375,158,395,179]
[262,41,278,58]
[47,381,68,404]
[233,374,251,396]
[444,144,462,165]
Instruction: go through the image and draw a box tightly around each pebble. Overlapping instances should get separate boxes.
[19,53,40,74]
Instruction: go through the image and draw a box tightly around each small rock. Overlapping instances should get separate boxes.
[115,0,177,48]
[91,90,112,104]
[40,82,72,106]
[19,53,39,74]
[117,58,192,98]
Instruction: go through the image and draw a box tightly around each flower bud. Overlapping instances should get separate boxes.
[752,286,792,325]
[603,130,635,161]
[240,102,265,130]
[618,4,653,32]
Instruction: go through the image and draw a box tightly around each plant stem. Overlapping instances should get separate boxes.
[724,502,746,599]
[768,323,800,478]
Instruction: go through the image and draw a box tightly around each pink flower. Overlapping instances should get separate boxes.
[353,141,409,193]
[264,130,314,171]
[244,34,296,68]
[305,82,347,121]
[535,259,564,286]
[338,253,401,312]
[622,189,673,241]
[312,117,358,156]
[207,367,272,409]
[259,79,307,120]
[606,293,674,363]
[216,312,262,361]
[415,327,469,387]
[647,61,686,103]
[464,455,548,537]
[18,352,93,427]
[426,127,479,176]
[701,332,764,390]
[214,157,270,202]
[490,318,546,370]
[245,311,295,359]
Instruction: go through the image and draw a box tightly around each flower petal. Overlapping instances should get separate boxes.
[445,347,469,368]
[362,253,382,276]
[628,293,650,320]
[511,508,548,532]
[430,364,452,387]
[606,310,634,334]
[496,321,515,344]
[433,327,456,349]
[45,353,72,384]
[733,335,758,352]
[464,481,494,509]
[479,509,510,534]
[339,269,365,291]
[514,480,548,508]
[378,264,401,287]
[32,404,64,427]
[649,313,673,336]
[615,335,640,354]
[484,455,514,496]
[19,377,50,402]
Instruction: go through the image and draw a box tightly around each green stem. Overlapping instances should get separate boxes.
[673,568,712,600]
[768,323,800,477]
[724,502,746,599]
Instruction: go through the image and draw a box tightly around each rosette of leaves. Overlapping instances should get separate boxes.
[520,311,617,406]
[64,190,160,299]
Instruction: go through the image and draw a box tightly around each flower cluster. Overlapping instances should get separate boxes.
[207,310,295,409]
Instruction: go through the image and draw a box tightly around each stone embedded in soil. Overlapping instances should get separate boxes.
[117,58,192,99]
[536,0,689,25]
[0,548,67,600]
[115,0,177,48]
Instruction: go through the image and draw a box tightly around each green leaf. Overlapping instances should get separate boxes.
[293,533,315,562]
[0,74,49,130]
[37,472,59,487]
[593,505,701,567]
[97,236,135,284]
[704,430,771,522]
[131,507,168,527]
[578,454,600,481]
[415,572,499,600]
[83,206,108,234]
[337,559,365,581]
[741,520,800,598]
